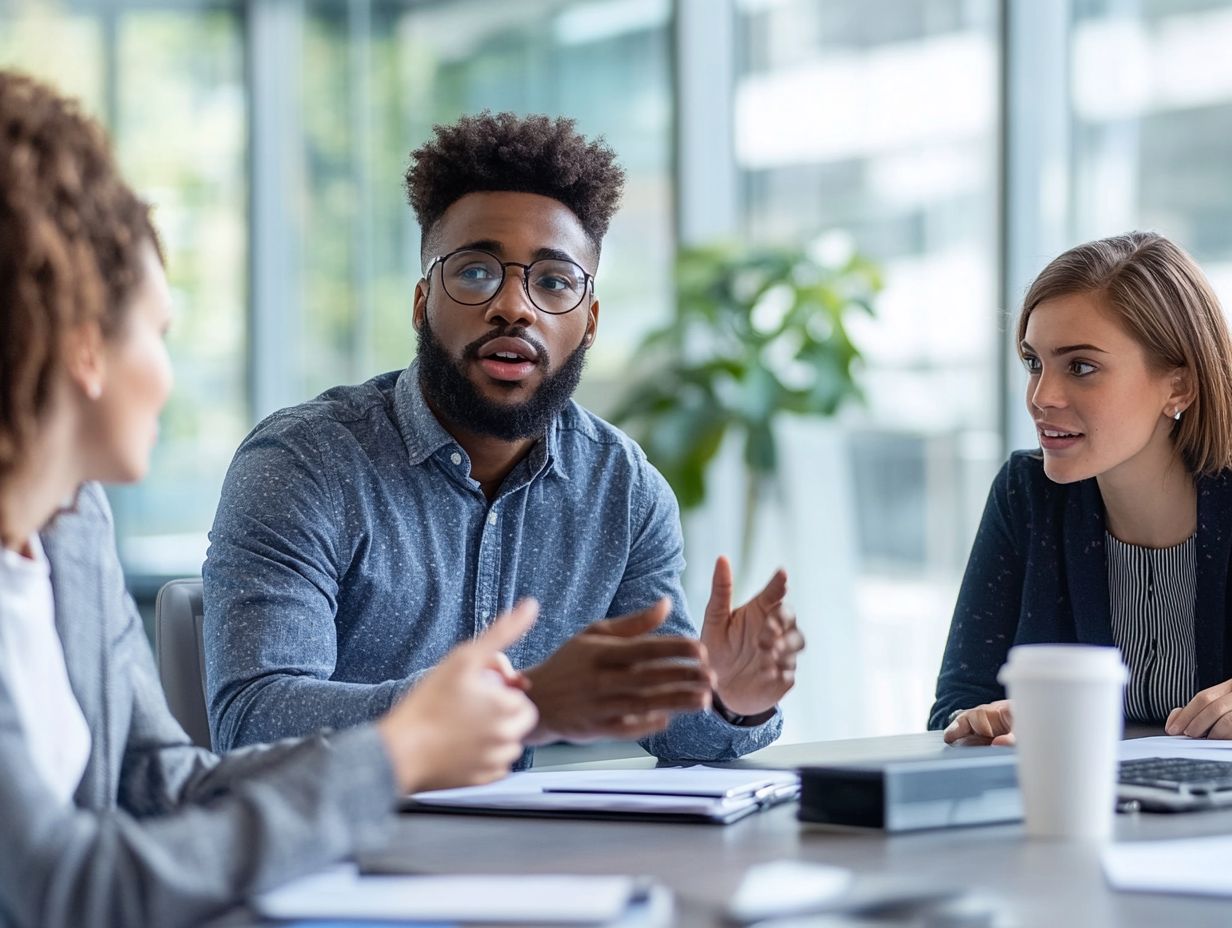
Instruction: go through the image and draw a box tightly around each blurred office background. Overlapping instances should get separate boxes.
[4,0,1232,741]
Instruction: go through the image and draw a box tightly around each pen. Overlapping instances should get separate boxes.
[752,783,800,808]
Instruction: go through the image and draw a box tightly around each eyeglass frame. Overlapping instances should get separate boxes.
[425,247,596,316]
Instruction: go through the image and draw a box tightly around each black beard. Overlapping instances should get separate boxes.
[415,316,588,441]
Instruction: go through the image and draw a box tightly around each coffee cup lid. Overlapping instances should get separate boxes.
[997,644,1128,684]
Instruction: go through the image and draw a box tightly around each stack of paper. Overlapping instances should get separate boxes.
[1118,735,1232,762]
[1103,835,1232,897]
[403,765,800,824]
[254,864,671,925]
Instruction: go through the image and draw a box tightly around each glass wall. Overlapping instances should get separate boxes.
[1070,0,1232,301]
[733,0,1003,734]
[1,3,249,581]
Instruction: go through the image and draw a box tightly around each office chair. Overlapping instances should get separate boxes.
[153,578,213,749]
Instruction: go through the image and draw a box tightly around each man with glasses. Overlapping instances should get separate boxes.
[203,113,804,763]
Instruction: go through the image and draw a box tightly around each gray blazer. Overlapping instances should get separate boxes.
[0,483,398,928]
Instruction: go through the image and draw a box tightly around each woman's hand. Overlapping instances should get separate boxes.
[377,599,540,793]
[1166,680,1232,739]
[943,699,1015,746]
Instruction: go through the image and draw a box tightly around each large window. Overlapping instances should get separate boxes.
[1,4,249,583]
[109,10,248,578]
[733,0,1003,737]
[1070,0,1232,301]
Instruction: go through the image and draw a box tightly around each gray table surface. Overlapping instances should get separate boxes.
[232,731,1232,927]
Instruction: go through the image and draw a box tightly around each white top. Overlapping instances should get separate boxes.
[0,535,91,805]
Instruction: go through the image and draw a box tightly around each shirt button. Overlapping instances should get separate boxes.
[487,512,497,526]
[450,452,462,466]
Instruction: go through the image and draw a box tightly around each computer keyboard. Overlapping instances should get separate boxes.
[1119,757,1232,797]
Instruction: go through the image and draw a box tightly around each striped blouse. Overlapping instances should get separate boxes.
[1105,531,1198,722]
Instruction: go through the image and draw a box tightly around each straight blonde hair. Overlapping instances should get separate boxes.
[1017,231,1232,476]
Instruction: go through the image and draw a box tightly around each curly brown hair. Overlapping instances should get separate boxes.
[0,71,159,484]
[404,111,625,260]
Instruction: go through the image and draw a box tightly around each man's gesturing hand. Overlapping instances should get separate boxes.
[522,597,714,745]
[377,599,539,793]
[701,556,805,718]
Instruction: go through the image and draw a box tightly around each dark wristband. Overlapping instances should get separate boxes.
[712,693,774,727]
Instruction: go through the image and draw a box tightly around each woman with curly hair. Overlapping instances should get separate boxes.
[0,71,538,928]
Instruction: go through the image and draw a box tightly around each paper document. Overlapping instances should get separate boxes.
[541,765,796,798]
[254,864,665,924]
[1118,736,1232,762]
[1102,835,1232,897]
[726,860,853,923]
[404,765,800,824]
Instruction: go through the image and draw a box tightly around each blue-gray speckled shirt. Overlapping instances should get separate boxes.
[203,363,782,766]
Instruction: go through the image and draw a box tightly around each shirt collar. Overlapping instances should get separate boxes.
[0,533,49,590]
[393,361,568,481]
[394,363,460,466]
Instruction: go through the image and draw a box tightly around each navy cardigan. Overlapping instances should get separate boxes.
[928,450,1232,730]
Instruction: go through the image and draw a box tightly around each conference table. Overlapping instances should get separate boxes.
[238,731,1232,926]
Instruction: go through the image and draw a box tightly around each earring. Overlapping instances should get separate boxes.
[87,383,102,400]
[1173,408,1183,421]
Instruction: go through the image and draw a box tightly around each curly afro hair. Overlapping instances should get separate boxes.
[405,111,624,260]
[0,71,159,485]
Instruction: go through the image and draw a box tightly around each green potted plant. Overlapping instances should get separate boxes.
[611,241,881,571]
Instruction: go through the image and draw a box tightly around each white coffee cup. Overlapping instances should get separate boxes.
[997,644,1128,840]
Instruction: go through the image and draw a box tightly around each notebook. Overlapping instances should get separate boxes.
[253,864,672,926]
[402,765,800,824]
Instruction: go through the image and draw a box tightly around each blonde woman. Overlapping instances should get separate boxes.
[933,231,1232,744]
[0,72,537,928]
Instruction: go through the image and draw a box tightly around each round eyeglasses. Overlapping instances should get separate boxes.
[427,248,594,315]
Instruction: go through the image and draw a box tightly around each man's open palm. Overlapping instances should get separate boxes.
[700,556,805,717]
